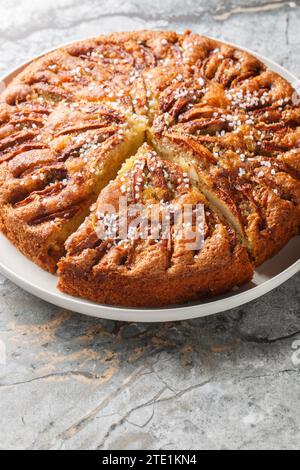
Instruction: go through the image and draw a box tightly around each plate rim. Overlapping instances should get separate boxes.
[0,35,299,322]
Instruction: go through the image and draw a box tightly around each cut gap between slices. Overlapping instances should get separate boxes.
[147,132,258,262]
[58,142,254,307]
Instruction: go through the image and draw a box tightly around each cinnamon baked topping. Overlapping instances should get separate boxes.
[0,30,299,306]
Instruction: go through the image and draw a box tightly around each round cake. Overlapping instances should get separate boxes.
[0,30,299,307]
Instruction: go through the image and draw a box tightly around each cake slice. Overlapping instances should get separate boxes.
[58,143,253,307]
[151,130,300,266]
[0,103,146,272]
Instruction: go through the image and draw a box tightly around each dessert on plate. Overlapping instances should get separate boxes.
[0,30,299,306]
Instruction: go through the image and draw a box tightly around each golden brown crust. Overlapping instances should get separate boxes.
[0,30,299,305]
[58,144,254,306]
[152,131,300,266]
[58,250,252,307]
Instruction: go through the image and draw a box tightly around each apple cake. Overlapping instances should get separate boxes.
[0,30,299,307]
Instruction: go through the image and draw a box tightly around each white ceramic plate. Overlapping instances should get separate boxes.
[0,38,299,322]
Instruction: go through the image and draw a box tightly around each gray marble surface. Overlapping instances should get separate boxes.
[0,0,300,450]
